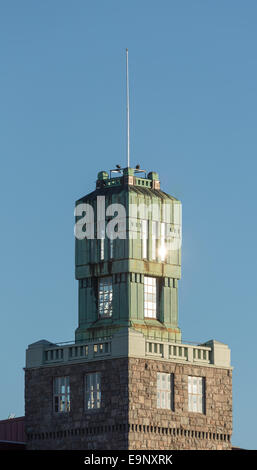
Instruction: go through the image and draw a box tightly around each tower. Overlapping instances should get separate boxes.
[25,167,233,450]
[75,167,181,344]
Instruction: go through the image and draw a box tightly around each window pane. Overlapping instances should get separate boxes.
[100,238,104,260]
[159,222,166,261]
[144,277,157,318]
[85,373,101,410]
[188,376,205,413]
[157,373,173,410]
[142,220,148,259]
[152,221,157,260]
[53,376,70,413]
[98,277,113,318]
[109,239,114,258]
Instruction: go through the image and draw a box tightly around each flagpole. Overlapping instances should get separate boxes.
[126,48,130,168]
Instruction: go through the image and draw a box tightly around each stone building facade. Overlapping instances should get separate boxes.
[25,167,233,450]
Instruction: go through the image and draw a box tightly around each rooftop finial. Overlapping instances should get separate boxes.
[126,48,130,168]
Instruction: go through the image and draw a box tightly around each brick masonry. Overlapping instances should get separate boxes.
[25,357,232,450]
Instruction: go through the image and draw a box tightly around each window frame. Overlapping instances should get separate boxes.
[109,238,114,259]
[144,276,158,319]
[100,237,105,261]
[151,220,157,260]
[188,376,205,414]
[53,376,70,414]
[98,276,113,318]
[85,372,101,411]
[141,219,148,259]
[158,222,166,262]
[157,372,174,411]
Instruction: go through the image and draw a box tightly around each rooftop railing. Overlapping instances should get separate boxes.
[26,332,231,369]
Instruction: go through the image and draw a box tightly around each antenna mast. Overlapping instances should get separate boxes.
[126,48,130,168]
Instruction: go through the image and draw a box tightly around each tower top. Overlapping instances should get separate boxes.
[96,166,160,190]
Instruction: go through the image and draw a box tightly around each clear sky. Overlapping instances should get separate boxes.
[0,0,256,449]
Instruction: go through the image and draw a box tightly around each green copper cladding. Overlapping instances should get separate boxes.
[75,168,181,343]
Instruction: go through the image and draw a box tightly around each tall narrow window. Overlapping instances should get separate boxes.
[100,238,104,260]
[99,226,105,261]
[159,222,166,262]
[144,276,157,318]
[157,373,174,410]
[188,376,205,413]
[141,220,148,259]
[98,276,113,318]
[109,238,114,259]
[85,372,101,410]
[151,221,157,260]
[53,377,70,413]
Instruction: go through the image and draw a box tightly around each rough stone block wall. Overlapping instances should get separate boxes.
[25,358,129,450]
[25,357,232,450]
[128,358,232,450]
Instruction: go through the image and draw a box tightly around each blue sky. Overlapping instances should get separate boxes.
[0,0,256,449]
